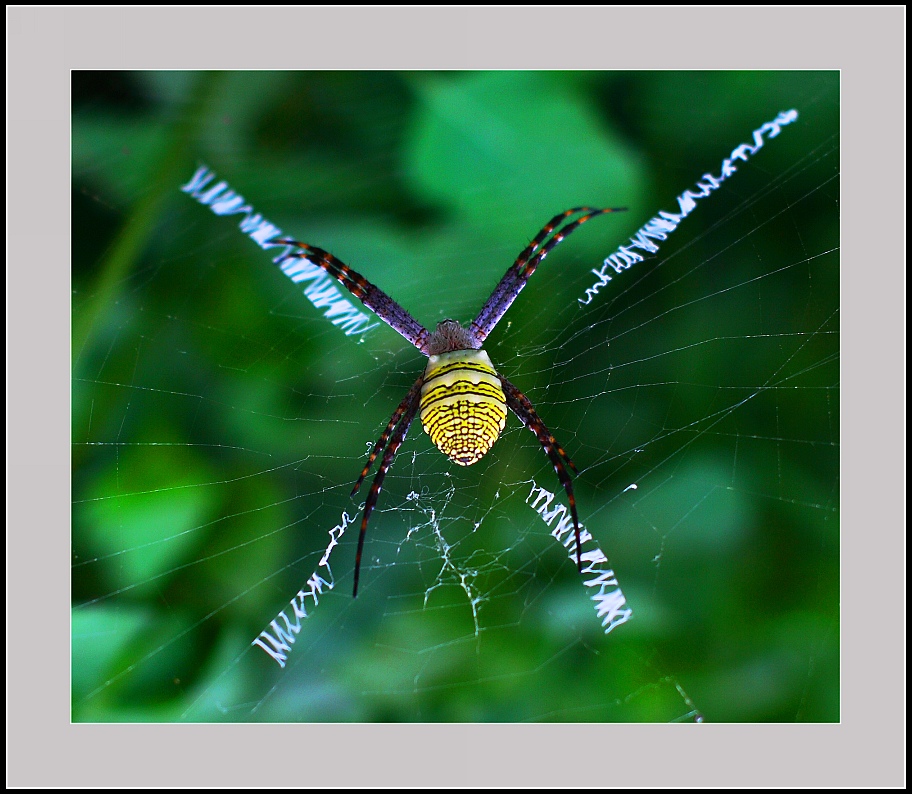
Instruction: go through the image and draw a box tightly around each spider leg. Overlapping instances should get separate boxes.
[352,383,422,597]
[273,238,430,354]
[351,376,424,497]
[470,208,592,339]
[510,206,602,278]
[471,207,626,344]
[499,374,584,572]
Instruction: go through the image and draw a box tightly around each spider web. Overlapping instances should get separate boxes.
[72,70,839,723]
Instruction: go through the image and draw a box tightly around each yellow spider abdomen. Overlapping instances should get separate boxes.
[419,349,508,466]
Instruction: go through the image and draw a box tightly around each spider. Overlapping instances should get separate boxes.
[274,205,625,596]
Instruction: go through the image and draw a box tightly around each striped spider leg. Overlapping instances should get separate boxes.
[470,206,626,343]
[273,204,624,596]
[271,240,431,355]
[272,239,430,596]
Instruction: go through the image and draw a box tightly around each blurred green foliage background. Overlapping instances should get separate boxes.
[72,71,839,722]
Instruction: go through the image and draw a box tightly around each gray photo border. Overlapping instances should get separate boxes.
[8,5,905,788]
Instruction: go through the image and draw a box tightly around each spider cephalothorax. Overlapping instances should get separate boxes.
[426,319,479,355]
[274,205,625,596]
